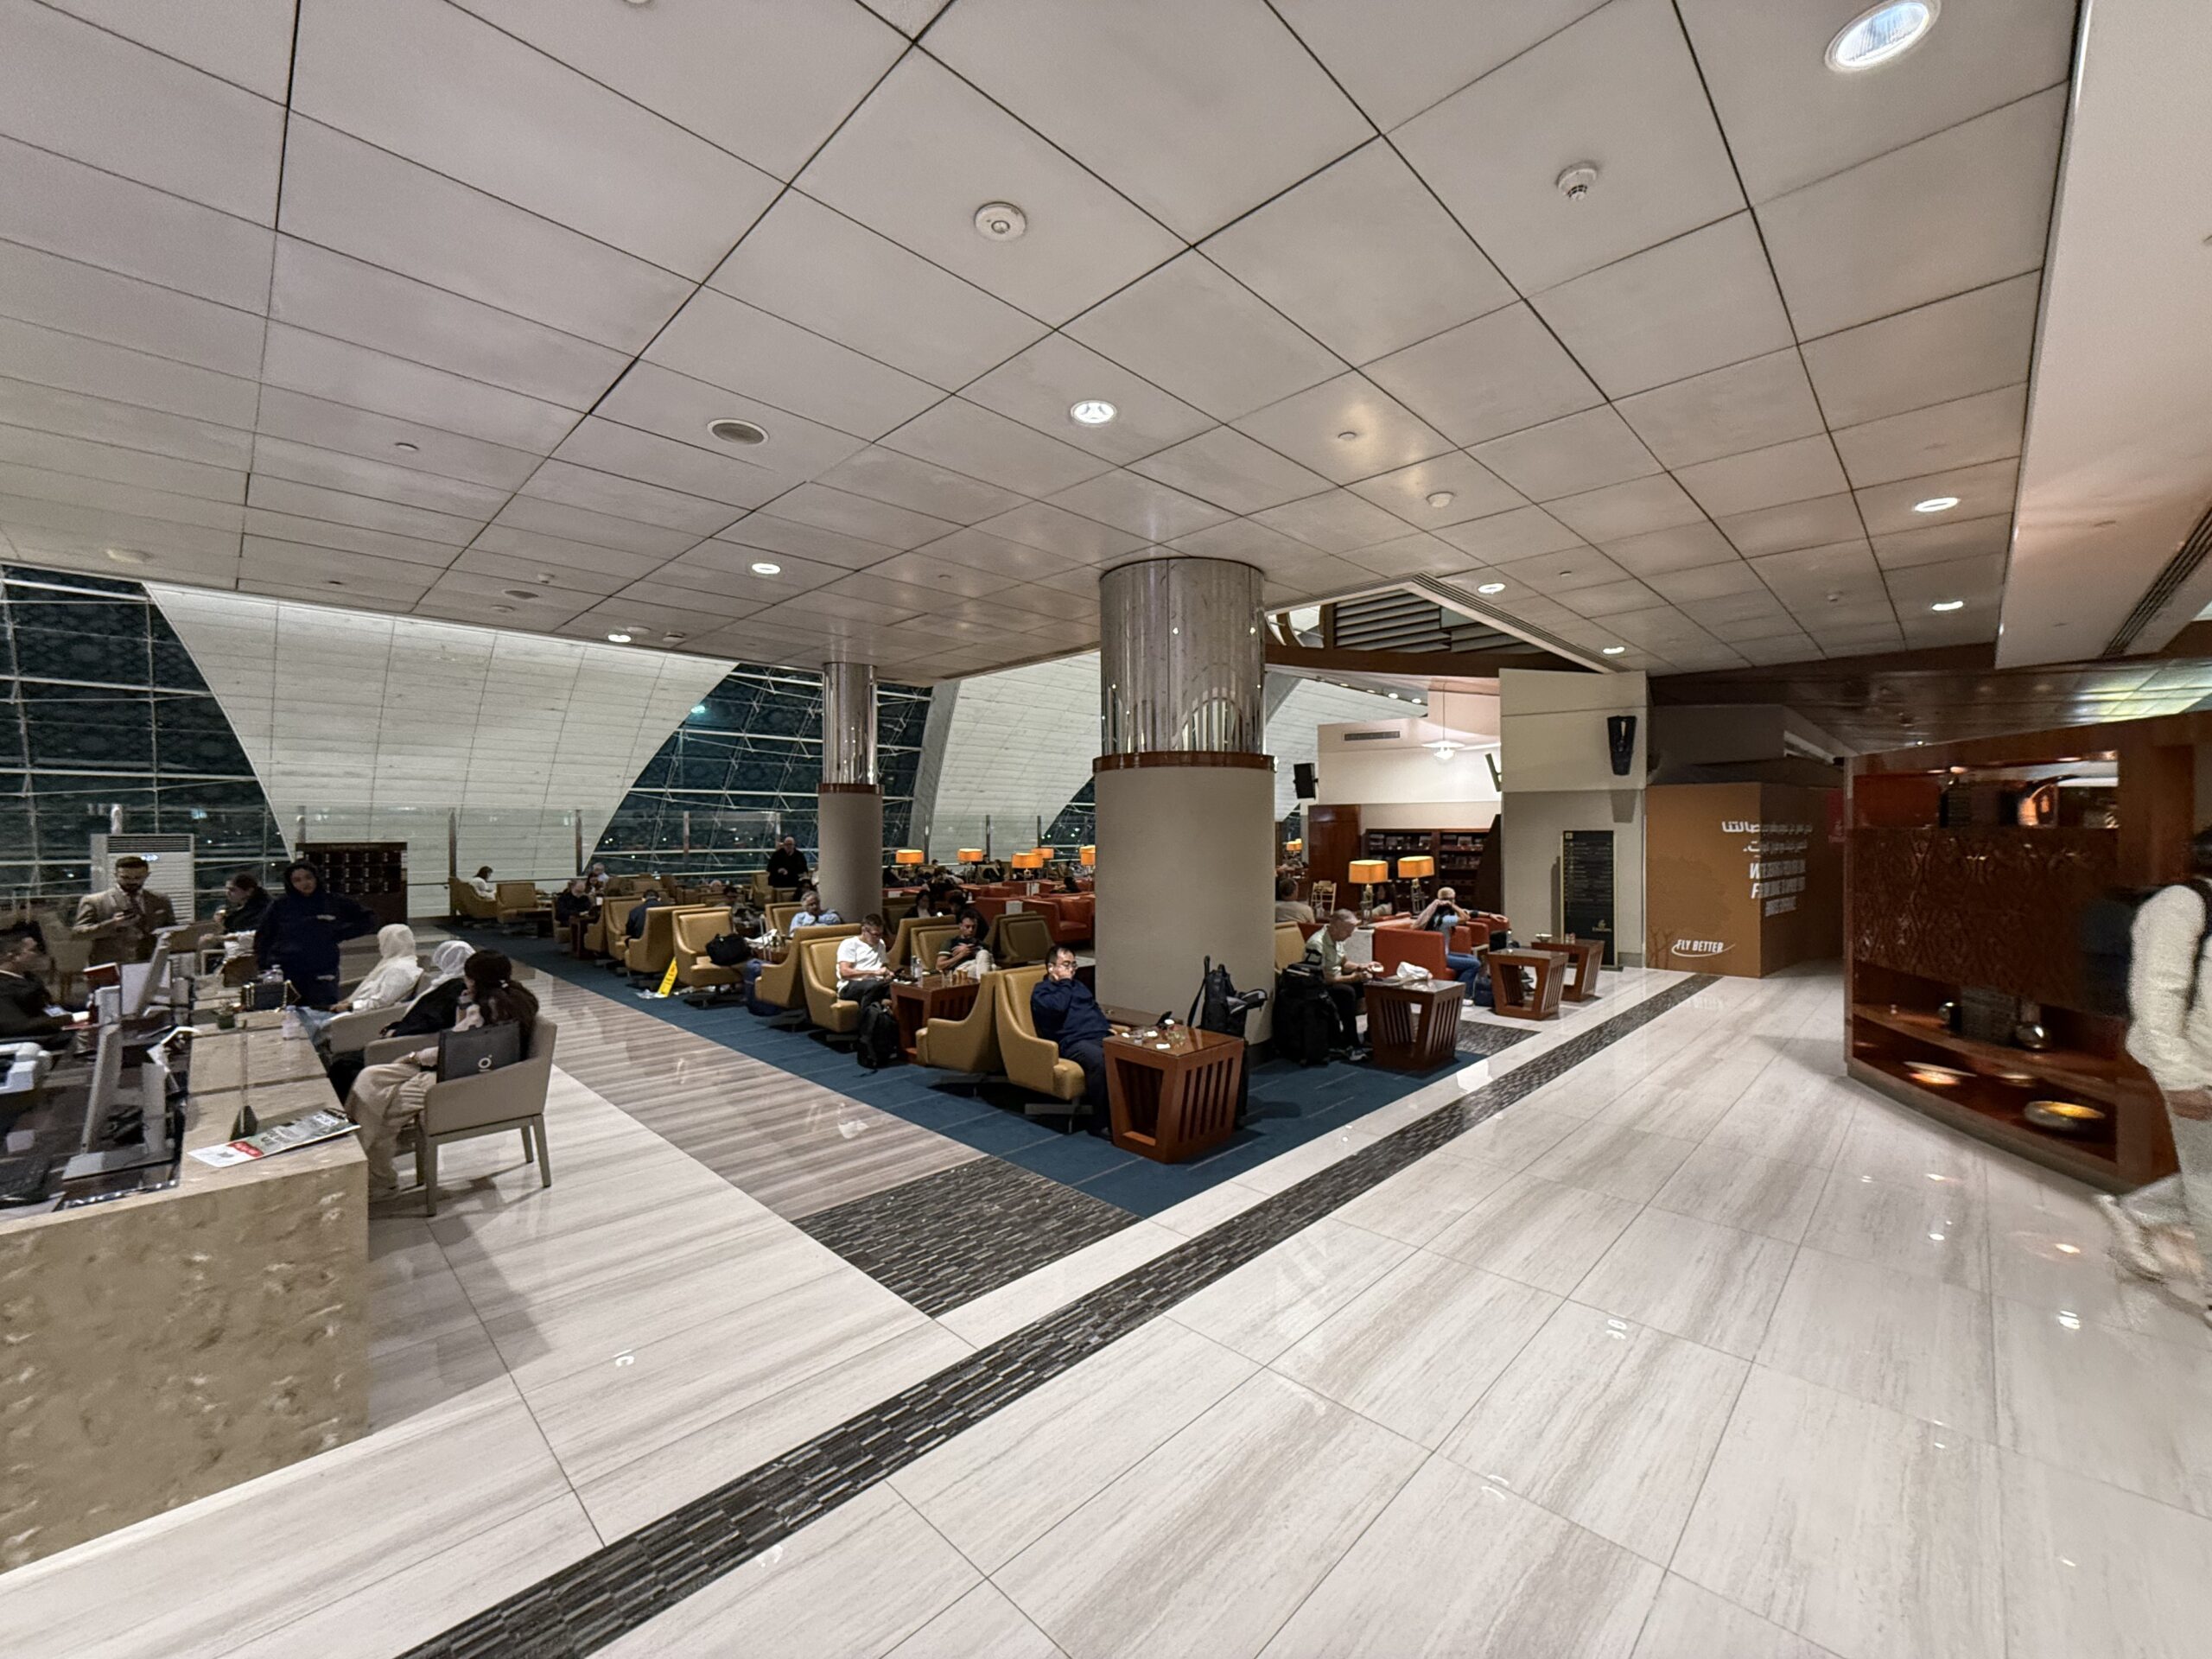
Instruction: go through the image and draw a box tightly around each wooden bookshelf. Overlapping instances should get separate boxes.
[297,840,409,927]
[1361,827,1492,912]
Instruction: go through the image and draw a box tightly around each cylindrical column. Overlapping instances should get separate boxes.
[1093,558,1276,1033]
[817,661,882,921]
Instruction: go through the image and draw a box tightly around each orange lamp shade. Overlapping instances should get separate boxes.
[1079,844,1096,866]
[893,849,925,867]
[1347,859,1389,883]
[1396,855,1434,879]
[1284,839,1303,855]
[1013,850,1046,870]
[956,849,984,863]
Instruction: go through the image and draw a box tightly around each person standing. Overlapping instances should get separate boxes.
[766,836,808,893]
[253,860,376,1009]
[218,870,270,933]
[2103,834,2212,1327]
[72,855,177,966]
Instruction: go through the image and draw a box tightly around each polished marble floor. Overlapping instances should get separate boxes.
[5,964,2210,1658]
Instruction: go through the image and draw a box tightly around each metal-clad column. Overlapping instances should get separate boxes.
[817,661,882,922]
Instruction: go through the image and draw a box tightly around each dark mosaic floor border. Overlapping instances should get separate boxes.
[404,974,1717,1659]
[796,1156,1139,1315]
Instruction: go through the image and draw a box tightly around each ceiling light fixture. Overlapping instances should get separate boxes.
[502,588,541,600]
[1913,495,1961,514]
[750,561,781,576]
[1426,491,1455,508]
[1601,645,1626,655]
[392,440,420,453]
[973,201,1027,240]
[1069,398,1116,426]
[105,548,147,565]
[1827,1,1938,73]
[708,418,767,447]
[1336,429,1360,442]
[1477,582,1505,594]
[1930,599,1965,612]
[606,632,632,643]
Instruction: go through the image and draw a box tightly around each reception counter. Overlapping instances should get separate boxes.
[0,1020,367,1569]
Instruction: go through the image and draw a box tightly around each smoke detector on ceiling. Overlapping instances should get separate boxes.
[974,202,1027,240]
[1555,162,1599,202]
[707,417,767,446]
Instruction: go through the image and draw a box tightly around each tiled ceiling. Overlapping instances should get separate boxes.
[0,0,2080,684]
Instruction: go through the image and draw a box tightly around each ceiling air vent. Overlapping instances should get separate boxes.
[2103,496,2212,657]
[1341,729,1398,742]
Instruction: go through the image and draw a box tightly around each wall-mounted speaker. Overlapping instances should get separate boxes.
[1606,715,1637,778]
[1293,761,1317,799]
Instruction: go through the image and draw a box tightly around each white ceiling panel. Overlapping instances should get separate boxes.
[1168,518,1314,564]
[279,119,691,352]
[1394,0,1744,292]
[1470,405,1659,501]
[1562,578,1666,618]
[550,418,787,512]
[1871,513,2014,571]
[1599,521,1738,576]
[1884,552,2005,607]
[1348,531,1479,581]
[645,288,942,440]
[1854,458,2020,538]
[0,425,244,505]
[0,375,254,471]
[269,238,628,411]
[658,540,849,598]
[491,495,697,561]
[1231,373,1452,486]
[1347,453,1525,530]
[0,0,284,223]
[1251,489,1410,555]
[1366,304,1602,447]
[515,460,737,538]
[594,361,868,482]
[1714,493,1866,557]
[797,51,1181,326]
[1800,272,2041,429]
[254,386,540,492]
[714,514,902,574]
[1,492,241,560]
[1677,0,2076,204]
[1049,468,1232,541]
[1433,505,1587,565]
[927,0,1370,240]
[1547,473,1705,542]
[251,435,511,520]
[760,482,957,553]
[1494,543,1631,594]
[1673,434,1850,518]
[1645,558,1767,602]
[1531,213,1794,398]
[240,506,460,568]
[440,548,627,599]
[958,332,1213,467]
[972,503,1145,564]
[1201,139,1516,365]
[0,316,258,431]
[923,525,1104,582]
[260,325,581,452]
[1065,253,1344,423]
[451,0,900,181]
[0,240,264,379]
[43,1,296,101]
[1750,537,1883,596]
[816,447,1026,526]
[246,474,485,546]
[291,0,776,279]
[880,398,1109,499]
[1758,87,2065,339]
[1830,383,2027,489]
[1128,428,1332,516]
[0,461,244,534]
[471,524,664,582]
[1616,349,1826,468]
[1272,0,1610,132]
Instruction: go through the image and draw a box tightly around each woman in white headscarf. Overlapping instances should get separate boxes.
[334,924,423,1013]
[320,938,473,1096]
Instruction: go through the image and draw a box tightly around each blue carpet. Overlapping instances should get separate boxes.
[513,937,1461,1218]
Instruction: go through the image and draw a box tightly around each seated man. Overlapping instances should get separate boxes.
[625,895,653,944]
[934,906,988,977]
[552,877,596,952]
[1274,874,1315,925]
[0,926,78,1048]
[835,912,896,1013]
[791,887,842,931]
[1304,909,1382,1052]
[1031,944,1113,1123]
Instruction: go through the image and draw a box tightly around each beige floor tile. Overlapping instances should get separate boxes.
[937,1220,1183,1347]
[1526,1118,1700,1203]
[1330,1148,1516,1245]
[1998,1449,2212,1659]
[887,1582,1066,1659]
[1630,1574,1839,1658]
[1798,1168,1990,1289]
[1571,1209,1796,1358]
[1649,1142,1830,1242]
[1432,1103,1584,1173]
[1166,1216,1412,1363]
[1425,1171,1643,1294]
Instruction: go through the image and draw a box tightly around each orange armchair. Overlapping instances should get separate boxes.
[1372,927,1449,978]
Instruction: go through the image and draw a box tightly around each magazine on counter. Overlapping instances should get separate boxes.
[189,1108,359,1168]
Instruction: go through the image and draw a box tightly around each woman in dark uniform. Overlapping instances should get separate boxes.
[253,861,376,1008]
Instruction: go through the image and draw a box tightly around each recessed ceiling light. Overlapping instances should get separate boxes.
[606,632,633,643]
[1336,429,1360,442]
[325,579,345,588]
[1930,599,1965,613]
[1477,582,1506,594]
[1827,1,1938,73]
[974,201,1027,240]
[707,417,768,446]
[392,440,419,453]
[1913,495,1960,514]
[492,605,514,613]
[1069,398,1116,426]
[750,561,781,576]
[502,588,541,601]
[1426,491,1455,508]
[1601,645,1627,656]
[104,548,147,565]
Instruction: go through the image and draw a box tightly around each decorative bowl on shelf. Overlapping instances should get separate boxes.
[2024,1099,2106,1135]
[1905,1063,1972,1088]
[1990,1070,2037,1085]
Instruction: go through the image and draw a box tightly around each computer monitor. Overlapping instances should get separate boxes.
[117,939,170,1021]
[79,1022,123,1154]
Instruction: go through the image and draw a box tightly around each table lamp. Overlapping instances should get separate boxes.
[894,849,925,868]
[1347,858,1389,915]
[1284,838,1303,856]
[1396,854,1433,908]
[1079,844,1096,867]
[956,849,983,865]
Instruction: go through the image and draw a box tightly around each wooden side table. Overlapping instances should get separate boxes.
[1529,937,1605,1001]
[1486,950,1565,1021]
[891,974,980,1059]
[1363,977,1467,1071]
[1103,1027,1245,1163]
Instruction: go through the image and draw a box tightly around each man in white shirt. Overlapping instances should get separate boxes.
[836,913,895,1014]
[2105,838,2212,1327]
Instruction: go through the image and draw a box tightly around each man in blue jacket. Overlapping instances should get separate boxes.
[1030,944,1114,1122]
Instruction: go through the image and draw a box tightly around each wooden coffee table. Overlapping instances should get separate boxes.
[1363,976,1467,1071]
[1103,1027,1245,1163]
[1485,949,1566,1021]
[890,974,980,1059]
[1529,937,1605,1001]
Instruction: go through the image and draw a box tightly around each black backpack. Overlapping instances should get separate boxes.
[855,998,901,1071]
[2080,879,2212,1017]
[1274,963,1336,1067]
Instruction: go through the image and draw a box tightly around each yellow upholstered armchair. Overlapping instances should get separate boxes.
[449,878,499,925]
[799,935,863,1035]
[751,923,856,1013]
[622,903,715,982]
[986,910,1057,969]
[992,964,1086,1110]
[887,917,957,976]
[673,906,744,1003]
[766,901,804,936]
[1274,921,1308,973]
[915,968,1003,1075]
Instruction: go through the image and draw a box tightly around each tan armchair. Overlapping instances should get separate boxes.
[321,982,429,1057]
[986,910,1057,969]
[673,907,744,1002]
[622,903,717,981]
[1274,922,1308,973]
[751,923,856,1012]
[887,917,957,976]
[493,880,544,926]
[799,935,862,1035]
[766,901,804,935]
[993,965,1086,1109]
[449,879,499,924]
[915,968,1003,1075]
[365,1017,558,1217]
